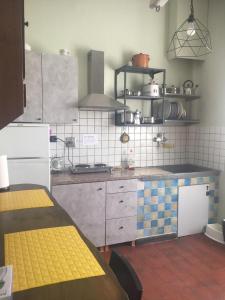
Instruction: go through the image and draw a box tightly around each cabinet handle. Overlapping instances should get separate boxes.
[97,188,103,191]
[36,118,41,121]
[119,200,124,203]
[119,226,124,230]
[23,84,26,108]
[119,186,124,189]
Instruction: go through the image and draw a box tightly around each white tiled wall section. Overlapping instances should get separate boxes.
[50,111,188,167]
[187,126,225,171]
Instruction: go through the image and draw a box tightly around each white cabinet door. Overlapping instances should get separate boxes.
[178,184,209,237]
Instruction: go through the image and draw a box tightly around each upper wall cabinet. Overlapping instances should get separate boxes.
[16,51,42,123]
[16,51,78,124]
[0,0,25,130]
[168,0,209,61]
[42,53,78,124]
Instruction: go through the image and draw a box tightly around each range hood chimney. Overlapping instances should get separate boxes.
[78,50,128,111]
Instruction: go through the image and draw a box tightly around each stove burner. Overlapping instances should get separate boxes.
[94,163,107,168]
[71,163,112,175]
[75,164,90,168]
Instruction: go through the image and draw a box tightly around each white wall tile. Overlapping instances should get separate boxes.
[48,113,225,169]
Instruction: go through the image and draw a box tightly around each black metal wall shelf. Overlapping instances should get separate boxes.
[117,95,164,101]
[114,65,166,127]
[115,65,165,76]
[164,119,200,125]
[164,94,200,101]
[114,64,200,127]
[115,119,200,127]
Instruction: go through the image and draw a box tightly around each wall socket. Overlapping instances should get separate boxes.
[65,137,75,148]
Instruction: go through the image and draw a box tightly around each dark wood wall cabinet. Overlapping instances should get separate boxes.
[0,0,25,130]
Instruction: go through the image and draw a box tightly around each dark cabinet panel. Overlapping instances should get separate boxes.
[0,0,25,130]
[16,51,43,123]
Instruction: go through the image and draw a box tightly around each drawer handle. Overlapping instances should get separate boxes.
[119,186,124,189]
[97,188,103,191]
[119,200,124,203]
[119,226,124,230]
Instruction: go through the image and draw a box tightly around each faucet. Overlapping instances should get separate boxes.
[153,133,167,147]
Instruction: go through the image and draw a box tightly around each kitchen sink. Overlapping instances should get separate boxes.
[158,164,212,174]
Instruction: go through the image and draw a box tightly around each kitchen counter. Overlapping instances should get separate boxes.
[51,165,220,186]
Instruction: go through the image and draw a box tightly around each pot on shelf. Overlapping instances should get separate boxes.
[116,110,134,124]
[142,82,159,97]
[132,53,150,68]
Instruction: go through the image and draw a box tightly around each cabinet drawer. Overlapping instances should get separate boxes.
[106,192,137,219]
[106,216,137,245]
[107,179,137,194]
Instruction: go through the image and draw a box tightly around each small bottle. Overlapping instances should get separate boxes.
[128,149,135,170]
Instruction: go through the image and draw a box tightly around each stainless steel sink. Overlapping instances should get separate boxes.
[158,164,211,174]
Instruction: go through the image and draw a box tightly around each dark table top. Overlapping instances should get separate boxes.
[0,184,128,300]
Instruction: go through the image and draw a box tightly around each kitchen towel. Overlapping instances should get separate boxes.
[0,155,9,190]
[4,226,105,292]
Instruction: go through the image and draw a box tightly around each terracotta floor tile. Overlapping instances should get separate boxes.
[104,234,225,300]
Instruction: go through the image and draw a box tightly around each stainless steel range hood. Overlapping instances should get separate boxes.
[79,50,128,111]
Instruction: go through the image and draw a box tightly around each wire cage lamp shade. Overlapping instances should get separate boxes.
[167,0,212,58]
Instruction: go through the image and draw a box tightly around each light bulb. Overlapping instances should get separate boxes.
[187,22,196,36]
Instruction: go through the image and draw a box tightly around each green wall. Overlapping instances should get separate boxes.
[192,0,225,221]
[25,0,225,220]
[25,0,193,100]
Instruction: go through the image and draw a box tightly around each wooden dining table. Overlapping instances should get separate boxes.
[0,184,128,300]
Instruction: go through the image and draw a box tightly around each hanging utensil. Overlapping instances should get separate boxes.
[120,131,130,144]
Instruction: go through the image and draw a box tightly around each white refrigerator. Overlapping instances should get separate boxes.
[0,123,50,190]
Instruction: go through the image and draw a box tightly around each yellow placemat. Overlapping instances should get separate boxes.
[0,189,54,212]
[4,226,105,292]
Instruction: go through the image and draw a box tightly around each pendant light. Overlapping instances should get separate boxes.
[167,0,212,58]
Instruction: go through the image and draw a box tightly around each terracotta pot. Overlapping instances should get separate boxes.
[132,53,150,68]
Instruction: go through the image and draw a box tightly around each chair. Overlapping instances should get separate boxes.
[109,250,143,300]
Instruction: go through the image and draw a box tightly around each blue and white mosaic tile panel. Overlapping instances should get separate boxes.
[137,176,219,239]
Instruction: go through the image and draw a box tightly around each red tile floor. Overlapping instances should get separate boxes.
[103,235,225,300]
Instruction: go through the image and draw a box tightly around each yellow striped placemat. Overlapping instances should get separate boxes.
[4,226,105,292]
[0,189,54,212]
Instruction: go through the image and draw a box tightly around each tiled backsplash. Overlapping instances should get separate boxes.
[187,126,225,171]
[50,111,187,168]
[50,112,225,171]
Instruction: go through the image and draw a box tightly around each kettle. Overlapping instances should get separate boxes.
[134,110,142,125]
[51,157,64,172]
[183,80,194,95]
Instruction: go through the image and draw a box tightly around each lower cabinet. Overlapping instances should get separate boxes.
[52,179,138,247]
[52,182,105,247]
[106,192,137,219]
[178,184,209,237]
[106,180,137,246]
[106,216,137,245]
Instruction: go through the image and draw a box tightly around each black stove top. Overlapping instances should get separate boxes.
[71,163,112,174]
